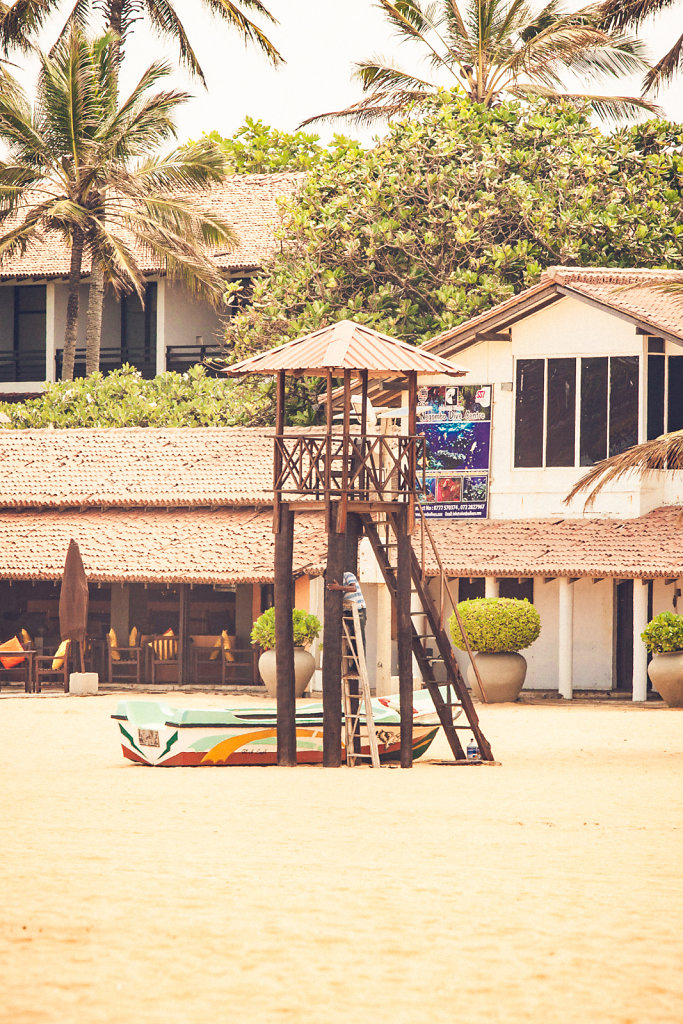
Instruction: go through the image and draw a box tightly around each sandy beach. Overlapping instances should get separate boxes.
[1,691,682,1024]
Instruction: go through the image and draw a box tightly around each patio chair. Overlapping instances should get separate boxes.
[148,630,179,684]
[107,628,144,685]
[0,635,34,692]
[33,639,71,693]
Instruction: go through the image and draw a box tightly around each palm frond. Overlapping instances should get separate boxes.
[510,82,661,120]
[299,88,432,128]
[643,32,683,91]
[354,57,438,93]
[195,0,283,65]
[143,0,206,84]
[566,429,683,508]
[0,0,54,53]
[597,0,674,33]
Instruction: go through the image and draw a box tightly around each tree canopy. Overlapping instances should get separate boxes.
[227,93,683,363]
[202,117,363,174]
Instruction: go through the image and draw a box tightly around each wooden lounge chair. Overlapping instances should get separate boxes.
[148,631,179,684]
[0,635,34,692]
[107,629,144,685]
[33,639,71,693]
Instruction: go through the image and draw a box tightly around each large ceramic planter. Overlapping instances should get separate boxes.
[647,651,683,707]
[258,647,316,699]
[466,651,527,703]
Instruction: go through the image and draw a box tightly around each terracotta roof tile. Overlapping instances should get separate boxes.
[0,507,326,583]
[0,174,303,280]
[422,507,683,579]
[0,427,280,508]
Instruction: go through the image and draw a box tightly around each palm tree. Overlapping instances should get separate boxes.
[0,27,235,380]
[302,0,658,127]
[598,0,682,93]
[566,429,683,508]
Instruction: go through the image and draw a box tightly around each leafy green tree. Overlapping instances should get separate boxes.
[0,27,234,380]
[599,0,683,92]
[202,117,361,174]
[303,0,657,127]
[0,364,269,427]
[227,94,683,365]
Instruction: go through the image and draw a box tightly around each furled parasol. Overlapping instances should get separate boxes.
[59,539,89,672]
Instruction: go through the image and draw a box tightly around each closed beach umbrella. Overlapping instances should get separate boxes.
[59,539,89,671]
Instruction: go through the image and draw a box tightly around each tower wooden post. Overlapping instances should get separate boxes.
[396,503,414,768]
[323,502,345,766]
[275,503,296,765]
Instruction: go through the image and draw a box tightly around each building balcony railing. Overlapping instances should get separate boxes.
[55,348,156,380]
[275,433,427,504]
[0,350,47,383]
[165,344,224,375]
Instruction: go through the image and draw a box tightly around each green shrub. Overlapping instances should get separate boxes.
[449,597,541,654]
[250,607,321,651]
[641,612,683,654]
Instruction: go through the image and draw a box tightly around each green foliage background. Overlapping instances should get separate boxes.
[200,117,363,174]
[0,365,269,428]
[450,597,542,653]
[226,94,683,362]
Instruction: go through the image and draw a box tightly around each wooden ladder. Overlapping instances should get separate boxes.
[341,603,380,767]
[359,508,494,763]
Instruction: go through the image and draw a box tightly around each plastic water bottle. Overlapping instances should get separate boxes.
[466,737,479,761]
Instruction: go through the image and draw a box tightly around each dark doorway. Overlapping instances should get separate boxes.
[615,580,653,693]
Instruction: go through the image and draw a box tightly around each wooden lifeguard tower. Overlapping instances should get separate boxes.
[226,319,494,767]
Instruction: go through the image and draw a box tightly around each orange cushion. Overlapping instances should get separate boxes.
[0,635,26,670]
[108,628,121,661]
[152,628,175,659]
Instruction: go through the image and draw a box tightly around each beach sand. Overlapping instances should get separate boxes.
[1,691,682,1024]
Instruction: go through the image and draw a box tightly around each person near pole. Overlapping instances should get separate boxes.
[326,570,366,653]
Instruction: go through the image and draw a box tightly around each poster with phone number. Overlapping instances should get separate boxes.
[416,384,492,519]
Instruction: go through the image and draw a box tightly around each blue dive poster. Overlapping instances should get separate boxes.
[416,384,492,519]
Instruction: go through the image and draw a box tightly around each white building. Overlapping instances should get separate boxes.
[0,174,301,395]
[362,267,683,700]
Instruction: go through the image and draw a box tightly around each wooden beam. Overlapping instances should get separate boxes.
[273,370,285,534]
[396,505,413,769]
[275,504,296,766]
[322,503,345,767]
[475,331,510,342]
[177,583,190,685]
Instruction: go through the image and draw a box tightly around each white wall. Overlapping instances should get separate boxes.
[161,280,225,357]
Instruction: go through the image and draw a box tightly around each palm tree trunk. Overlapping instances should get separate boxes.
[85,260,105,374]
[61,229,85,381]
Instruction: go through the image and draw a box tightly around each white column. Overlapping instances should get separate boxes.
[558,577,574,699]
[45,282,56,381]
[375,583,393,696]
[155,277,166,376]
[485,576,499,599]
[632,580,650,702]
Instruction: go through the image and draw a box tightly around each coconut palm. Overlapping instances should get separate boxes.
[566,429,683,507]
[0,27,235,380]
[598,0,682,93]
[302,0,658,127]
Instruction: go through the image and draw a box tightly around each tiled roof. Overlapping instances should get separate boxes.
[0,427,278,508]
[423,506,683,579]
[0,174,303,280]
[227,318,469,378]
[425,266,683,354]
[0,507,327,583]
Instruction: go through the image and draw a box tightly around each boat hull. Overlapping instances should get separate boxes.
[113,695,448,767]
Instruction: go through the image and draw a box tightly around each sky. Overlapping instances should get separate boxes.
[21,0,683,144]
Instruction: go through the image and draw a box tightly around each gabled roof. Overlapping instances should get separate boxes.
[425,267,683,357]
[0,427,279,508]
[423,506,683,580]
[226,318,469,378]
[0,174,303,281]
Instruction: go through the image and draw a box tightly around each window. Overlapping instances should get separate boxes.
[498,578,534,602]
[646,353,683,438]
[546,359,576,467]
[14,285,46,382]
[458,578,485,601]
[514,356,640,468]
[514,359,544,468]
[121,282,156,374]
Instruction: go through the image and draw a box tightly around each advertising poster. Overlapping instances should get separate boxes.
[416,384,492,519]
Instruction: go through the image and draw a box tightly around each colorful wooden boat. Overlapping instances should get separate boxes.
[112,690,455,766]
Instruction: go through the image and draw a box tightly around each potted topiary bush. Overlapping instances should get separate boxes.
[449,597,541,702]
[642,611,683,707]
[251,607,322,698]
